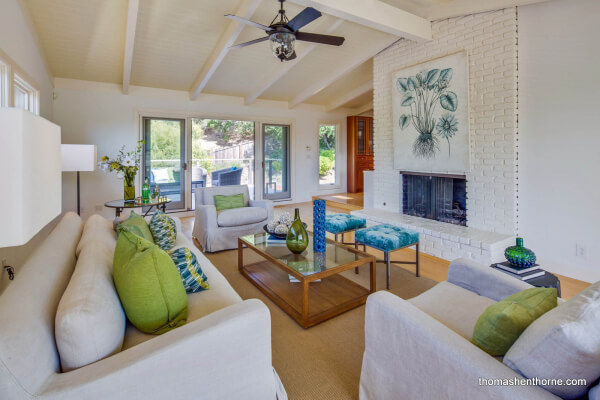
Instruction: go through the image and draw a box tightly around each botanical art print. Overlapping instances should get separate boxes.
[392,52,470,173]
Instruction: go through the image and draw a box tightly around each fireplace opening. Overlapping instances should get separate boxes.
[402,172,467,226]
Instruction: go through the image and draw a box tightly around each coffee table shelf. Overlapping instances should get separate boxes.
[238,233,376,328]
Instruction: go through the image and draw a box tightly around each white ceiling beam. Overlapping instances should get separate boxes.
[190,0,263,100]
[353,101,373,115]
[245,19,344,106]
[325,79,372,112]
[426,0,550,21]
[289,36,397,108]
[287,0,431,42]
[122,0,139,94]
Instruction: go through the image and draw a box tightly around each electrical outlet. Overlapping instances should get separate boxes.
[575,243,587,259]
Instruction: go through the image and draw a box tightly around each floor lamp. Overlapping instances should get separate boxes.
[61,144,97,215]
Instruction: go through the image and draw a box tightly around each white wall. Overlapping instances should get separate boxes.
[0,0,53,118]
[373,8,519,235]
[53,78,349,220]
[518,0,600,282]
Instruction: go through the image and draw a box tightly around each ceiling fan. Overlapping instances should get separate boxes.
[226,0,345,62]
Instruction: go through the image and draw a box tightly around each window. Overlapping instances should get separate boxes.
[13,73,39,115]
[319,124,339,186]
[0,59,9,107]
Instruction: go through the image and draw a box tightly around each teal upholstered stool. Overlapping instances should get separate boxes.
[325,213,366,245]
[354,224,420,289]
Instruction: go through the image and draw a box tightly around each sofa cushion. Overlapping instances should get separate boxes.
[76,214,116,257]
[214,193,244,211]
[504,281,600,399]
[217,206,267,227]
[471,287,557,356]
[122,237,242,350]
[119,211,154,242]
[149,210,177,251]
[113,227,188,334]
[168,247,210,293]
[55,237,125,372]
[409,281,495,340]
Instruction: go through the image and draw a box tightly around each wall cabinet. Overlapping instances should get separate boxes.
[347,116,374,193]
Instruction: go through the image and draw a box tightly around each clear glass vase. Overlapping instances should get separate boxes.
[124,181,135,203]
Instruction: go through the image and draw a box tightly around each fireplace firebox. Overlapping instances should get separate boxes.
[402,172,467,226]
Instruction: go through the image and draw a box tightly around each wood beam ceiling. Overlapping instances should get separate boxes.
[325,80,372,112]
[122,0,139,94]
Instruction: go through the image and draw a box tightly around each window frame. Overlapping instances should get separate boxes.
[0,48,41,115]
[318,123,341,189]
[0,58,10,108]
[13,72,39,115]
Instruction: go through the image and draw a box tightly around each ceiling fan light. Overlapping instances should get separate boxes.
[269,32,295,61]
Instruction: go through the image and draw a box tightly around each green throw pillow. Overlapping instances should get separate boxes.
[168,247,210,293]
[113,228,188,334]
[118,211,154,243]
[472,287,557,356]
[149,211,177,251]
[214,193,244,211]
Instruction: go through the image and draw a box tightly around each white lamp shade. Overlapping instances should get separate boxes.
[0,108,62,247]
[61,144,96,172]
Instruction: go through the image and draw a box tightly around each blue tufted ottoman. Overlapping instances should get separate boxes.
[354,224,420,289]
[325,213,366,245]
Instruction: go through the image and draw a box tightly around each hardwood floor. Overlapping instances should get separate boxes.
[312,192,364,212]
[180,203,591,300]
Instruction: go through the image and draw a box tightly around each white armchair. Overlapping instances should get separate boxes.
[359,259,563,400]
[193,185,274,252]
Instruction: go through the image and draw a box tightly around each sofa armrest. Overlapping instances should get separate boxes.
[41,300,280,400]
[250,199,274,221]
[360,291,558,400]
[447,258,533,302]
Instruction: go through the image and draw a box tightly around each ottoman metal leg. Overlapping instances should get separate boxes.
[385,251,391,290]
[355,242,359,274]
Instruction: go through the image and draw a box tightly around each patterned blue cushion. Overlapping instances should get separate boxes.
[325,214,366,234]
[355,224,419,251]
[168,247,210,293]
[149,211,177,251]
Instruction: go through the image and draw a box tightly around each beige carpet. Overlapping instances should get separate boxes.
[204,249,437,400]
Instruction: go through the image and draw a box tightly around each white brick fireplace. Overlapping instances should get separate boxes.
[358,8,520,265]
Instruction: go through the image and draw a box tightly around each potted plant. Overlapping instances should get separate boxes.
[98,141,144,203]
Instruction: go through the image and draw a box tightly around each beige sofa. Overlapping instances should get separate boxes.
[0,212,286,400]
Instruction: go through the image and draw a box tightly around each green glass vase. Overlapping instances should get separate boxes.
[124,181,135,203]
[286,208,309,254]
[504,237,536,268]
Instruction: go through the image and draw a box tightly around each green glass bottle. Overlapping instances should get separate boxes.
[286,208,309,254]
[504,237,536,268]
[142,178,150,203]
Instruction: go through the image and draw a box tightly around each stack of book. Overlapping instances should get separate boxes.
[493,262,545,281]
[266,235,287,245]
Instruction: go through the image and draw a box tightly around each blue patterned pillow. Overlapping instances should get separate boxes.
[149,211,177,251]
[168,247,210,293]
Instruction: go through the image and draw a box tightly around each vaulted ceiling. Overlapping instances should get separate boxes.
[22,0,547,111]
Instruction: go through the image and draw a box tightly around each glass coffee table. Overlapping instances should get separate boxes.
[104,197,171,218]
[238,232,376,328]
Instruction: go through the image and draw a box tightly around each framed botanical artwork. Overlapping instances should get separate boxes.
[392,51,470,173]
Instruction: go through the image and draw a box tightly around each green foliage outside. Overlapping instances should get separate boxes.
[264,125,284,176]
[319,125,336,177]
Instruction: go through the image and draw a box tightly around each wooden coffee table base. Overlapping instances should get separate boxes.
[238,241,376,329]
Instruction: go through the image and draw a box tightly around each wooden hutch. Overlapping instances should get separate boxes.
[347,116,374,193]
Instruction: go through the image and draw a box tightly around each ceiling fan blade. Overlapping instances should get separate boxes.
[295,32,345,46]
[230,36,269,49]
[286,7,321,32]
[225,14,271,32]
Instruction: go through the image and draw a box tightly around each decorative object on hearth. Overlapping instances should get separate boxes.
[286,208,309,254]
[504,237,537,268]
[392,51,470,173]
[313,199,326,252]
[226,0,345,62]
[98,141,143,203]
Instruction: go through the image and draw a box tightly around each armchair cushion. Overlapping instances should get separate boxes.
[409,281,495,340]
[214,193,244,211]
[504,281,600,399]
[471,287,557,356]
[217,206,268,227]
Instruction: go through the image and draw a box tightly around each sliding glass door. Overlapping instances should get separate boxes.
[142,117,185,210]
[263,124,291,200]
